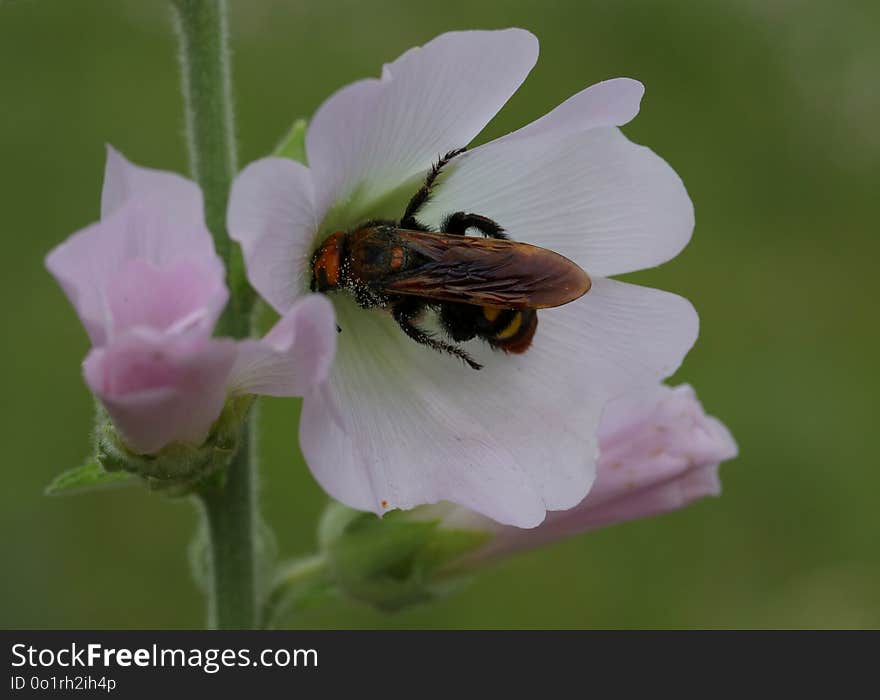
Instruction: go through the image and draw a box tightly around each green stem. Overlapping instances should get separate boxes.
[171,0,258,629]
[171,0,253,338]
[197,420,258,629]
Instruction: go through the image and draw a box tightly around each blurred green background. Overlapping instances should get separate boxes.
[2,0,877,629]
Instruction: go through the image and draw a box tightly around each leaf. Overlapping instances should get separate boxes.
[273,118,308,164]
[44,460,134,496]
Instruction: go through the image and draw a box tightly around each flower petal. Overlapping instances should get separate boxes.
[494,77,644,145]
[575,464,722,532]
[596,384,738,482]
[444,383,736,562]
[229,294,338,396]
[84,330,237,454]
[227,157,316,313]
[561,277,699,389]
[46,197,226,345]
[306,29,539,221]
[105,258,227,339]
[299,277,698,527]
[101,145,205,230]
[540,383,736,535]
[420,125,693,278]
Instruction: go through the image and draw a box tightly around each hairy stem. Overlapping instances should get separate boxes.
[171,0,253,338]
[197,420,258,629]
[171,0,258,629]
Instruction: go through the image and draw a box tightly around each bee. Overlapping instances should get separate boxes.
[310,148,591,370]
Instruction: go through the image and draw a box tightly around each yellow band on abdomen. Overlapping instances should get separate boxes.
[482,306,501,322]
[494,312,523,340]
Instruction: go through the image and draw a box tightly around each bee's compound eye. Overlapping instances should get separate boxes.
[362,245,385,267]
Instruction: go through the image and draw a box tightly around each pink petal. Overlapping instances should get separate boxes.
[566,465,722,534]
[557,383,735,525]
[228,294,337,396]
[299,277,698,528]
[227,157,316,313]
[473,384,736,558]
[594,384,737,483]
[101,146,223,276]
[306,29,539,221]
[101,145,205,231]
[105,258,227,339]
[83,330,237,454]
[46,196,226,345]
[421,125,693,279]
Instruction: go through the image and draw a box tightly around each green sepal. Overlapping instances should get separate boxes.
[94,395,253,497]
[417,527,493,573]
[273,118,308,164]
[317,502,491,613]
[44,459,134,496]
[262,555,334,629]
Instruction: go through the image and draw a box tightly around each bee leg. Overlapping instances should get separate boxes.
[442,212,508,240]
[392,301,483,370]
[400,147,468,228]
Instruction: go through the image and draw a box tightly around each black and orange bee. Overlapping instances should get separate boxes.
[310,148,591,370]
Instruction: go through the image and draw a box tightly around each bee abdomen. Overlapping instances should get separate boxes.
[482,307,538,354]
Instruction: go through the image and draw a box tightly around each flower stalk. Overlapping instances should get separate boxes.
[197,418,258,628]
[171,0,258,629]
[171,0,252,337]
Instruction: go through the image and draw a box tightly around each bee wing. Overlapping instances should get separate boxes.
[384,229,591,309]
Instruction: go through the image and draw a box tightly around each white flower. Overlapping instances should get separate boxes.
[228,29,698,527]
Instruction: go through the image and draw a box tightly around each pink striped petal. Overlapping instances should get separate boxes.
[229,294,337,397]
[84,330,237,454]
